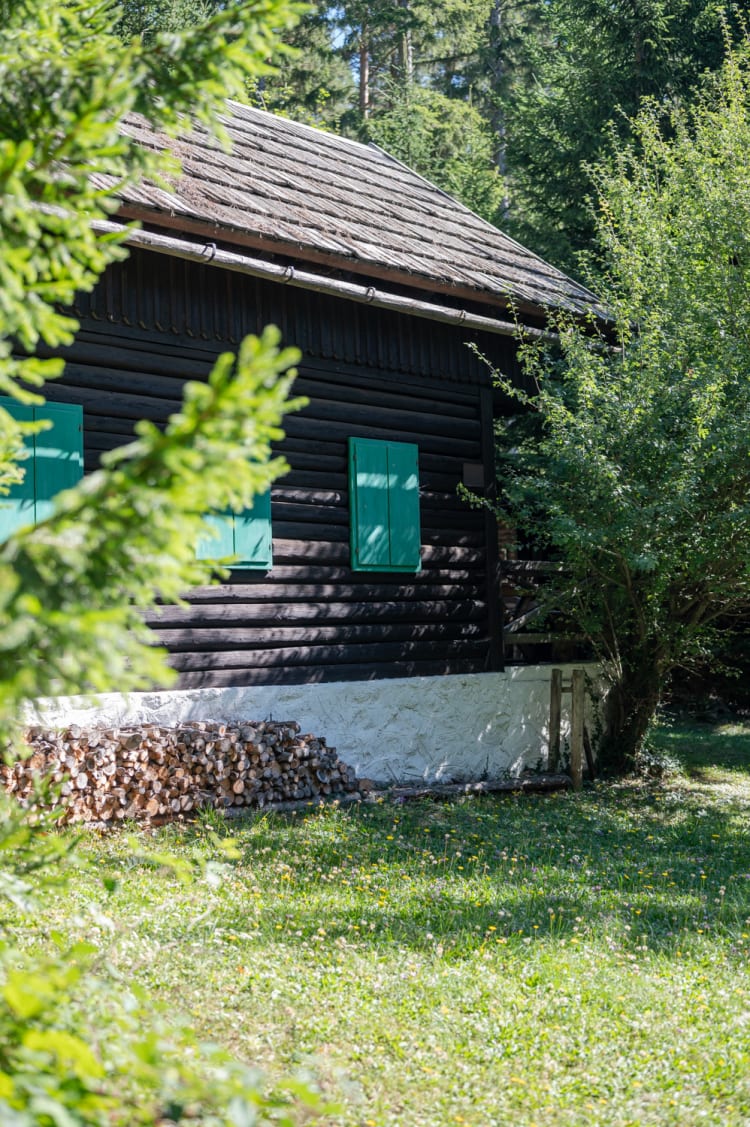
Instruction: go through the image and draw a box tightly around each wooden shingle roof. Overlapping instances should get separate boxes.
[108,102,598,319]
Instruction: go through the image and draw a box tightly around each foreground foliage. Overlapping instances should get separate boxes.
[0,795,326,1124]
[0,0,304,737]
[492,41,750,769]
[14,718,750,1125]
[0,0,310,1121]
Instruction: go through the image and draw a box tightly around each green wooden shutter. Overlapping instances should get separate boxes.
[349,437,391,569]
[197,514,235,560]
[235,489,272,568]
[0,397,83,541]
[0,398,35,540]
[386,441,421,570]
[349,437,420,572]
[197,492,272,569]
[33,402,83,522]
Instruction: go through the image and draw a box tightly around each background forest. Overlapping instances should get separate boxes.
[119,0,745,275]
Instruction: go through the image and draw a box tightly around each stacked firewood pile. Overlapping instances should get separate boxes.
[1,720,363,823]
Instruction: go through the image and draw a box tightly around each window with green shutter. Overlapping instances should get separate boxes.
[349,437,421,572]
[196,490,272,570]
[0,397,83,541]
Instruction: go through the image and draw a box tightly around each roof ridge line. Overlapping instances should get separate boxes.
[223,98,391,161]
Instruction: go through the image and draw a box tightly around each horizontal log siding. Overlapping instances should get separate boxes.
[72,247,525,388]
[49,253,504,687]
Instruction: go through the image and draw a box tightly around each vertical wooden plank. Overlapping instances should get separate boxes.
[235,490,273,569]
[289,288,302,356]
[349,437,390,569]
[195,262,206,339]
[479,385,503,671]
[226,268,236,343]
[379,310,390,372]
[386,441,420,570]
[135,249,147,329]
[367,308,379,369]
[168,257,177,336]
[549,667,562,771]
[409,309,420,374]
[252,277,263,338]
[185,260,196,339]
[570,668,585,791]
[397,318,409,373]
[105,267,116,323]
[429,318,442,379]
[232,271,243,344]
[352,301,362,365]
[278,284,290,349]
[120,258,131,326]
[387,311,400,372]
[0,397,35,540]
[34,402,83,523]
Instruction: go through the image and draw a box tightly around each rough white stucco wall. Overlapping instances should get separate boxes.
[29,665,602,785]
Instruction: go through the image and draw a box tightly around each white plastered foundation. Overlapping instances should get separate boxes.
[28,665,603,786]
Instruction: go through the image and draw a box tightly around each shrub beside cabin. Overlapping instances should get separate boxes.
[21,106,599,784]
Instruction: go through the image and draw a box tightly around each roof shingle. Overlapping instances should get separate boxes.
[105,103,598,318]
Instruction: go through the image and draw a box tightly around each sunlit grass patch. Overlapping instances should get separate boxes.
[14,716,750,1125]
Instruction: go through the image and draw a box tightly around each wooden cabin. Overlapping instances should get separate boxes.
[32,105,600,783]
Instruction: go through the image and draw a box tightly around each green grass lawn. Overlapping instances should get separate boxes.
[22,717,750,1125]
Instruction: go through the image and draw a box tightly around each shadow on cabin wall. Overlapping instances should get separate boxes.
[498,520,592,668]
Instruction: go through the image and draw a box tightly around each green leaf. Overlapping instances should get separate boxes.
[22,1029,104,1081]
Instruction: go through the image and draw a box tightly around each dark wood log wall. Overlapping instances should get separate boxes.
[47,248,520,688]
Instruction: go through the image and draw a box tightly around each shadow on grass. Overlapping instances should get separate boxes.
[651,712,750,781]
[143,736,750,961]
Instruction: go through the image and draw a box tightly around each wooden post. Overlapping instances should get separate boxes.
[570,668,585,791]
[549,668,562,771]
[583,725,596,779]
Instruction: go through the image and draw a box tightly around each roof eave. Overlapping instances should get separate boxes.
[115,202,605,329]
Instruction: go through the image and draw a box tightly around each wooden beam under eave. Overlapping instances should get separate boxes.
[115,204,571,332]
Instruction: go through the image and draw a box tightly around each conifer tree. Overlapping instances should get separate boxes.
[0,3,313,1118]
[504,0,743,271]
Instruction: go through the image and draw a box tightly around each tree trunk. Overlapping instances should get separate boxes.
[398,0,413,85]
[599,660,667,774]
[488,0,510,218]
[359,23,370,119]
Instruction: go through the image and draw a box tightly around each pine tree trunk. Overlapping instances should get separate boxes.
[359,24,370,118]
[398,0,413,85]
[488,0,509,218]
